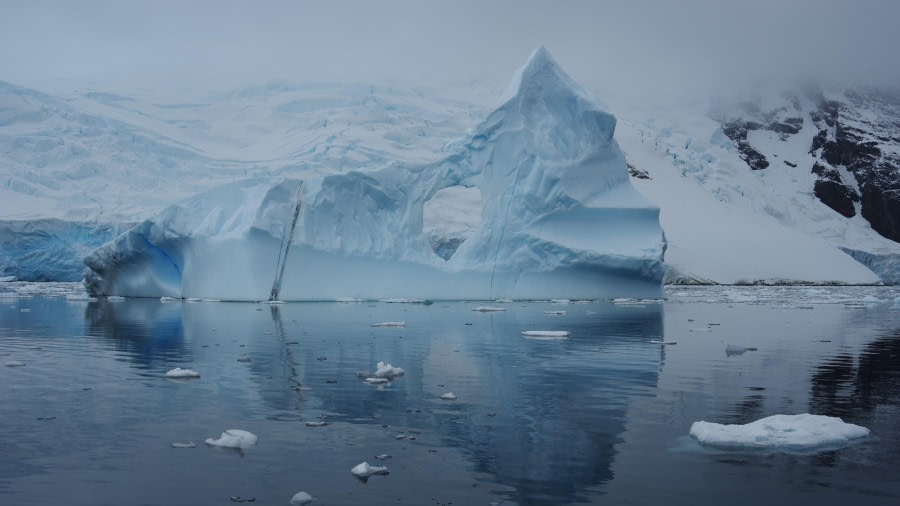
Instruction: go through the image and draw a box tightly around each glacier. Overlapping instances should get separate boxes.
[83,48,666,301]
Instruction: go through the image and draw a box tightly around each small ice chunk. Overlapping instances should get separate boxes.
[165,368,201,379]
[237,356,252,363]
[305,421,328,427]
[351,462,389,477]
[650,340,677,345]
[261,300,286,304]
[185,297,202,302]
[521,331,569,339]
[471,306,507,312]
[374,361,405,379]
[371,321,406,327]
[544,310,566,315]
[395,434,406,440]
[440,392,457,400]
[550,299,571,304]
[725,345,758,356]
[494,298,513,303]
[19,308,30,313]
[375,454,392,460]
[205,429,258,449]
[5,361,26,367]
[171,441,196,448]
[336,297,363,302]
[290,491,314,505]
[366,378,389,385]
[202,298,221,302]
[160,296,177,302]
[107,295,126,301]
[690,414,870,450]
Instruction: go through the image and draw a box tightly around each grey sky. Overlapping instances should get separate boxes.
[1,0,898,100]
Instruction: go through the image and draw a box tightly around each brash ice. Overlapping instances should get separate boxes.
[83,48,667,301]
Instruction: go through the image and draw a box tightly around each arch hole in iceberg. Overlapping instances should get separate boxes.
[422,185,483,261]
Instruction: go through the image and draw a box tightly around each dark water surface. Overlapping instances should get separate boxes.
[1,284,899,505]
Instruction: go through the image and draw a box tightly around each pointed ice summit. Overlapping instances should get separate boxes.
[83,48,666,301]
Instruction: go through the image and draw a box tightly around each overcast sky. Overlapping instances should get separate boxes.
[2,0,899,101]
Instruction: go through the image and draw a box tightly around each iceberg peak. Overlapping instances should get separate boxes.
[497,46,605,112]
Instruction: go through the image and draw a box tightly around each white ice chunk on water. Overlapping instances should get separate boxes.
[374,362,405,379]
[290,491,314,505]
[171,441,196,448]
[380,298,428,304]
[5,361,26,367]
[66,293,97,301]
[165,368,200,379]
[107,295,126,301]
[440,392,457,400]
[365,378,389,385]
[690,414,869,450]
[521,331,570,339]
[544,311,566,315]
[336,297,363,302]
[205,429,258,449]
[82,47,665,302]
[371,321,406,328]
[472,306,506,312]
[725,345,758,356]
[650,340,677,345]
[351,462,389,477]
[160,296,177,302]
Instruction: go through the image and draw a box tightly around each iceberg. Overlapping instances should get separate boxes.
[204,429,258,449]
[83,48,666,301]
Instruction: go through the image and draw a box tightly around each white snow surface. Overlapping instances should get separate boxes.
[204,429,258,449]
[81,48,665,301]
[690,414,869,450]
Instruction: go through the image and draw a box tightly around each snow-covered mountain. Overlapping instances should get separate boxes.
[1,54,898,285]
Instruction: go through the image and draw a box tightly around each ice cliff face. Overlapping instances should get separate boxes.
[83,48,667,300]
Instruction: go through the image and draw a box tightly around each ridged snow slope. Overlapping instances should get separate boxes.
[83,48,667,301]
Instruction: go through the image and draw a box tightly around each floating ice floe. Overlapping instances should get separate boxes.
[185,297,202,302]
[336,297,363,302]
[375,454,392,460]
[19,308,30,313]
[171,442,196,448]
[650,340,677,345]
[305,421,327,427]
[0,292,18,298]
[261,300,286,304]
[371,321,406,328]
[373,362,405,379]
[237,356,252,363]
[380,298,428,304]
[471,306,506,312]
[160,296,177,302]
[205,429,258,449]
[494,298,513,303]
[366,378,389,385]
[107,295,126,301]
[440,392,458,400]
[544,310,566,315]
[550,299,571,304]
[725,345,758,356]
[5,361,26,367]
[690,414,869,450]
[521,330,570,339]
[290,491,314,505]
[165,368,201,379]
[351,462,389,478]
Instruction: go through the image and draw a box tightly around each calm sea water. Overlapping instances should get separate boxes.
[1,283,899,505]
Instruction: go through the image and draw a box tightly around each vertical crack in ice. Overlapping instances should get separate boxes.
[269,183,304,301]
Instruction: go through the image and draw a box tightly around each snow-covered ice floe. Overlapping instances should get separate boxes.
[472,306,506,312]
[171,441,196,448]
[5,361,26,367]
[205,429,258,449]
[440,392,458,400]
[164,367,201,379]
[351,462,389,478]
[521,330,570,339]
[82,47,665,302]
[373,361,404,379]
[690,414,869,451]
